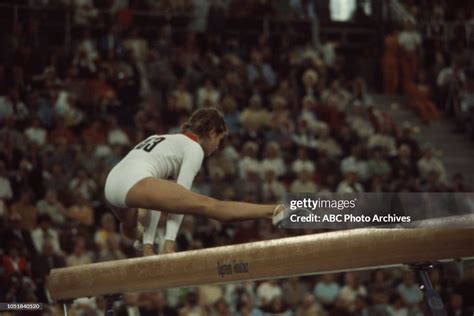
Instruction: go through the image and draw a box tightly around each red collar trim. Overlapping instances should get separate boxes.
[184,131,199,143]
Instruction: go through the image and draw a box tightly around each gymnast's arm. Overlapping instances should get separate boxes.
[164,144,205,242]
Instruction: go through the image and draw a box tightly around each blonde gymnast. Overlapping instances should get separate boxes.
[104,108,284,255]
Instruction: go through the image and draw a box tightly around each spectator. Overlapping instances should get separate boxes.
[24,117,47,146]
[261,169,286,203]
[387,294,408,316]
[0,160,13,204]
[43,163,70,198]
[367,147,391,180]
[98,25,124,59]
[247,49,277,91]
[398,21,421,91]
[240,95,270,130]
[67,193,94,227]
[317,125,342,160]
[31,240,65,302]
[290,169,318,193]
[368,270,393,301]
[256,280,282,309]
[0,88,29,124]
[66,236,92,266]
[73,0,99,26]
[2,242,30,279]
[197,78,220,107]
[82,120,107,146]
[115,293,147,316]
[337,168,364,193]
[34,92,55,129]
[314,273,340,309]
[0,212,36,256]
[436,61,466,114]
[235,291,263,316]
[300,96,319,127]
[266,296,292,316]
[54,90,84,127]
[396,271,423,307]
[406,72,441,124]
[221,96,241,134]
[98,235,126,262]
[338,272,368,312]
[281,277,309,307]
[36,188,68,227]
[347,105,375,140]
[212,297,232,316]
[260,142,286,178]
[293,118,319,149]
[107,116,130,146]
[295,292,325,316]
[31,215,62,255]
[340,145,369,183]
[10,191,37,231]
[417,144,446,182]
[171,81,194,114]
[178,291,207,316]
[135,101,163,136]
[382,29,400,95]
[94,213,120,251]
[292,147,316,175]
[455,79,474,131]
[238,142,260,179]
[69,169,98,201]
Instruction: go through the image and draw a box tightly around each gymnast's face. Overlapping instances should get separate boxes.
[201,130,226,156]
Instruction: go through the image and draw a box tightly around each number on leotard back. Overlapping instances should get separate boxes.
[135,136,165,152]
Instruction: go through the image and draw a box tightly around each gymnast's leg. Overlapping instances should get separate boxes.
[109,205,138,240]
[162,213,184,254]
[125,177,277,223]
[142,209,161,256]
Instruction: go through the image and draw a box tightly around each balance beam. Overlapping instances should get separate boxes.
[47,228,474,300]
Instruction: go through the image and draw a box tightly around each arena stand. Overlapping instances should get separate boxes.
[0,1,473,315]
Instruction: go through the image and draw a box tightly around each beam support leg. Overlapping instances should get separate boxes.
[410,263,447,316]
[104,294,121,316]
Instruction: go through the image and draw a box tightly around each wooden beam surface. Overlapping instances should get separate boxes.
[47,228,474,300]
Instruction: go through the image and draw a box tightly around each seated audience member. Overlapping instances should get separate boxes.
[338,272,368,311]
[10,191,37,230]
[98,235,126,262]
[67,193,94,227]
[397,271,423,307]
[66,236,93,266]
[2,242,30,279]
[31,240,66,302]
[314,273,341,309]
[256,280,283,309]
[36,188,68,227]
[31,215,62,255]
[94,213,120,251]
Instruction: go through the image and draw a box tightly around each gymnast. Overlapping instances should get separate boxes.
[104,108,284,256]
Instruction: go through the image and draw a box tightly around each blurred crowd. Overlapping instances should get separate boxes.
[381,0,474,134]
[1,1,474,315]
[0,0,326,22]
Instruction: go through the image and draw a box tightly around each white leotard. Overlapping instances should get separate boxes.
[104,133,204,208]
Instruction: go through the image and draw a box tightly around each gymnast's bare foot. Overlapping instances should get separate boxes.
[161,240,176,254]
[143,243,155,256]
